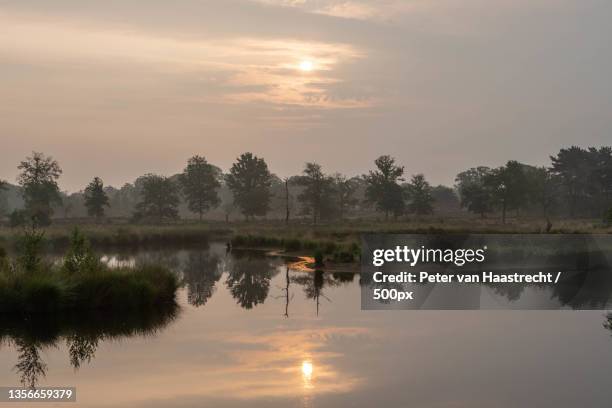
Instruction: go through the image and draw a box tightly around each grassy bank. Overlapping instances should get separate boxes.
[0,229,179,315]
[0,224,231,251]
[0,217,609,259]
[0,265,178,315]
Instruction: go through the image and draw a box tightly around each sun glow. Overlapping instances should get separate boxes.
[301,360,313,379]
[299,60,314,71]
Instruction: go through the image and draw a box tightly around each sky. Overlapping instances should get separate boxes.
[1,0,611,192]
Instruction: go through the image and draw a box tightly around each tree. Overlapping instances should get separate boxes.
[524,166,560,217]
[588,147,612,216]
[284,177,290,225]
[364,155,405,220]
[295,163,335,224]
[405,174,434,215]
[0,180,7,219]
[455,166,494,218]
[333,174,359,219]
[483,161,529,223]
[219,186,235,223]
[226,153,272,220]
[17,152,63,226]
[178,155,221,221]
[84,177,110,219]
[430,185,460,214]
[549,146,591,217]
[134,174,180,222]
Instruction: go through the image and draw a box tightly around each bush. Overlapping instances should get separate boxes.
[17,228,45,273]
[63,228,98,275]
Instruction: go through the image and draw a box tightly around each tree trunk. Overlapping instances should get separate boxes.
[285,179,290,225]
[502,201,507,224]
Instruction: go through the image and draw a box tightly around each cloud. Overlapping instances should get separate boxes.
[250,0,417,22]
[0,11,367,109]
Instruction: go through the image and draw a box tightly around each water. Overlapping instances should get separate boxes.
[1,242,612,407]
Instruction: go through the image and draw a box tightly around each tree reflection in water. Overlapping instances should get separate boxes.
[182,251,222,307]
[291,270,356,315]
[273,266,294,318]
[225,253,275,309]
[0,303,179,388]
[13,339,47,389]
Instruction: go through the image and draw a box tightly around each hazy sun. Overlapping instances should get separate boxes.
[299,60,314,71]
[301,361,313,378]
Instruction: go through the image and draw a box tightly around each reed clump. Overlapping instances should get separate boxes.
[0,228,178,315]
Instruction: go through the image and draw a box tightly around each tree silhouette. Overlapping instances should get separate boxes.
[295,163,335,224]
[405,174,434,215]
[455,166,494,218]
[84,177,110,219]
[17,152,63,227]
[484,161,529,223]
[364,155,405,220]
[134,174,180,222]
[226,153,272,220]
[332,174,359,219]
[179,156,221,221]
[550,146,592,217]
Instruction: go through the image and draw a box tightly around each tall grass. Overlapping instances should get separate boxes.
[0,228,178,315]
[0,224,231,251]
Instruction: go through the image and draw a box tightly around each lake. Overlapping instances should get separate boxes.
[1,242,612,407]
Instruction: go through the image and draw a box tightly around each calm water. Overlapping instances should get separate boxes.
[1,242,612,407]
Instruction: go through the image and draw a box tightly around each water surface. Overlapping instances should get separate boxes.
[1,243,611,407]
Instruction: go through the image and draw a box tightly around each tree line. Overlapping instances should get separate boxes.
[1,146,611,227]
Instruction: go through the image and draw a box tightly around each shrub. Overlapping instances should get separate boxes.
[17,228,45,273]
[63,228,98,275]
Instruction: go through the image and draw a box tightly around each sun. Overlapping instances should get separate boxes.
[301,361,313,379]
[299,60,314,72]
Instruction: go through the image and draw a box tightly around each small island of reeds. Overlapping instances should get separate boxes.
[0,228,178,316]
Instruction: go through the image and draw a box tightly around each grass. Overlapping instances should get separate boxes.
[0,228,179,316]
[0,216,609,263]
[0,264,178,315]
[0,223,231,251]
